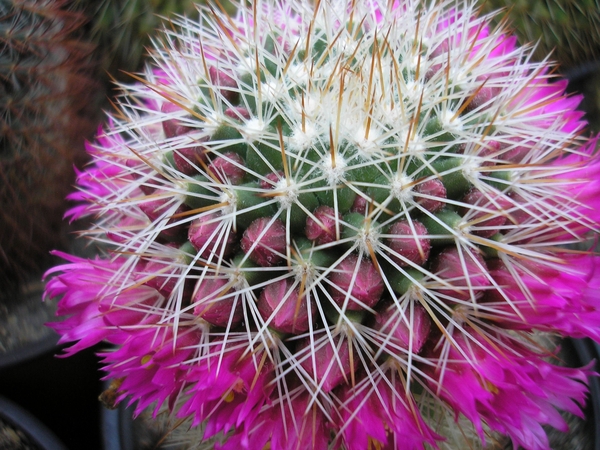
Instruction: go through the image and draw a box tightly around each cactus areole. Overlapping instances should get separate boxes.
[44,1,600,449]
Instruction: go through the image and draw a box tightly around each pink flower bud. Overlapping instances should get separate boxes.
[138,192,188,239]
[298,335,358,392]
[498,139,534,163]
[430,247,490,301]
[136,250,193,300]
[507,192,542,226]
[413,179,446,213]
[475,140,501,169]
[350,194,368,214]
[161,102,193,138]
[224,106,252,120]
[138,258,177,298]
[462,85,493,112]
[258,279,315,334]
[193,277,243,328]
[208,152,246,185]
[106,216,146,244]
[460,188,511,237]
[374,302,431,354]
[386,220,431,267]
[172,137,209,175]
[328,254,384,310]
[259,171,284,190]
[305,206,341,245]
[425,46,448,80]
[188,213,236,259]
[126,158,163,194]
[240,218,287,266]
[209,66,239,103]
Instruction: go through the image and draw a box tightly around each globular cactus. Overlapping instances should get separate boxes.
[44,1,600,449]
[77,0,232,80]
[481,0,600,130]
[484,0,600,69]
[0,0,101,290]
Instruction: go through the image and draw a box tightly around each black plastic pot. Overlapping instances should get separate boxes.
[0,395,67,450]
[101,388,170,450]
[0,279,59,371]
[102,399,135,450]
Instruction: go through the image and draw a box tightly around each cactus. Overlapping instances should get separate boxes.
[0,0,101,290]
[77,0,234,80]
[44,1,600,449]
[481,0,600,132]
[484,0,600,69]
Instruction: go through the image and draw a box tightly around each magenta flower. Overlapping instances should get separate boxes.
[217,390,330,450]
[178,339,275,436]
[65,128,133,222]
[336,377,441,450]
[425,330,591,449]
[44,252,162,356]
[100,326,200,416]
[487,255,600,341]
[43,1,600,449]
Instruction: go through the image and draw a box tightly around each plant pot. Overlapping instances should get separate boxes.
[0,221,103,371]
[0,343,105,449]
[0,395,67,450]
[101,390,170,450]
[0,280,59,371]
[101,397,135,450]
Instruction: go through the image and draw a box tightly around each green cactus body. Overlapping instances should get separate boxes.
[484,0,600,68]
[78,0,236,79]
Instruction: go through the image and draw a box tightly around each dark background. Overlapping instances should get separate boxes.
[0,343,104,450]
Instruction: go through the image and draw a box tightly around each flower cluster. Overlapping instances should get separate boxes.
[44,1,600,448]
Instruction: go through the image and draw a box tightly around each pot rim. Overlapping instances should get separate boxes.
[0,395,67,450]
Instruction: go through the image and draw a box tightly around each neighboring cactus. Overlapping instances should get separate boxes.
[484,0,600,69]
[44,1,600,449]
[482,0,600,132]
[77,0,234,79]
[0,0,101,290]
